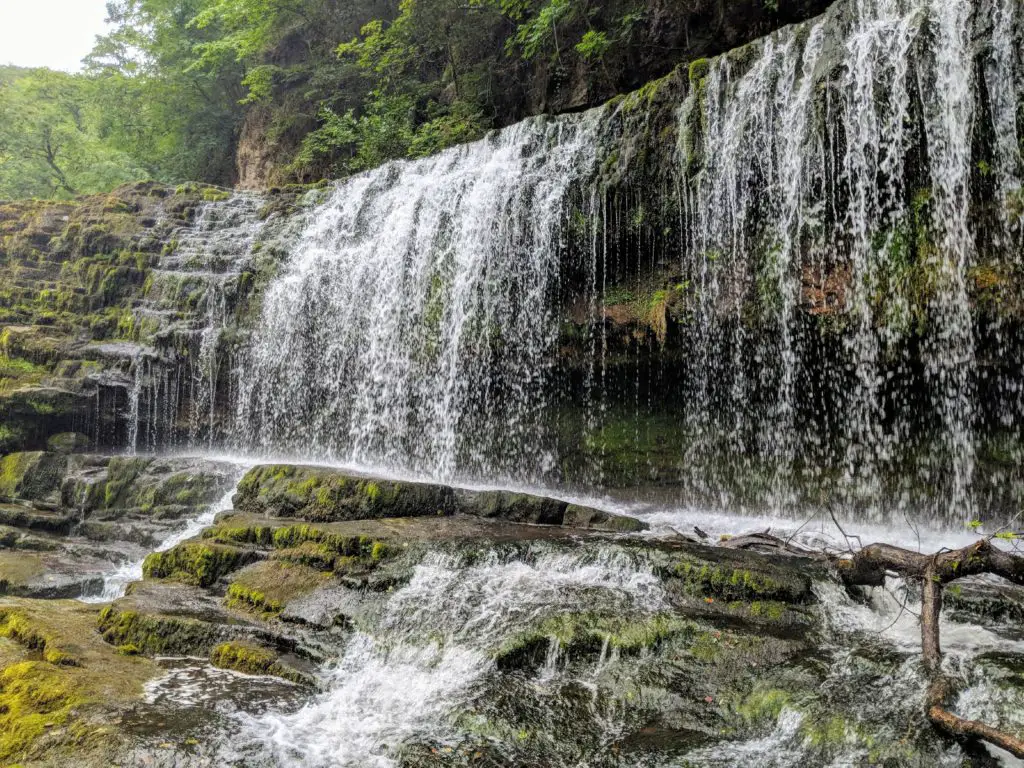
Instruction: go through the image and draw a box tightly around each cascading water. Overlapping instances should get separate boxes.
[236,114,603,481]
[230,0,1022,529]
[123,192,267,451]
[666,0,1018,519]
[232,545,666,767]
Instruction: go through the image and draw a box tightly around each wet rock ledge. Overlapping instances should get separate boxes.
[0,459,1021,766]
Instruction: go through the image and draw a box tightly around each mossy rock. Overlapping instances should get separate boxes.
[656,545,817,604]
[97,604,231,657]
[0,452,67,503]
[142,542,257,587]
[0,598,158,763]
[562,504,647,532]
[495,612,697,669]
[209,641,309,684]
[0,549,104,600]
[0,607,80,666]
[233,465,455,521]
[225,560,330,617]
[45,432,90,455]
[664,556,809,603]
[0,504,74,535]
[456,490,566,525]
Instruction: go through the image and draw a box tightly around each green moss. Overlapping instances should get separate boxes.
[364,481,381,502]
[142,542,255,587]
[370,540,388,561]
[801,714,850,746]
[0,608,79,666]
[495,612,696,666]
[748,601,787,620]
[234,462,454,524]
[0,452,65,503]
[226,582,281,614]
[688,58,711,84]
[201,188,231,202]
[226,560,331,617]
[736,687,791,725]
[0,453,36,499]
[272,541,337,570]
[204,524,276,547]
[209,641,306,684]
[668,558,800,602]
[0,660,81,762]
[97,605,223,656]
[210,641,277,674]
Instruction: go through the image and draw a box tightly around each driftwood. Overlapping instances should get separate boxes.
[720,533,1024,757]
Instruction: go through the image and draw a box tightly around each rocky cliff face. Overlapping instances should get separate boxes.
[234,0,836,188]
[0,182,319,455]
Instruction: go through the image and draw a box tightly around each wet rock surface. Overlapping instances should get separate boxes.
[0,451,237,600]
[0,457,1020,766]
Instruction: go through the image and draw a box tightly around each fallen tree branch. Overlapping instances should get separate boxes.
[837,539,1024,758]
[711,531,1024,756]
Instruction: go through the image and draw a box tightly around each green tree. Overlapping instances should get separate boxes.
[0,68,147,199]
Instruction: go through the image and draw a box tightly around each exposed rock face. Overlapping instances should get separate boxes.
[0,182,317,454]
[0,451,236,600]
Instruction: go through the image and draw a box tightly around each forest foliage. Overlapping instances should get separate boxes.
[0,0,779,197]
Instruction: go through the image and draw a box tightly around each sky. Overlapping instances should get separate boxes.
[0,0,111,72]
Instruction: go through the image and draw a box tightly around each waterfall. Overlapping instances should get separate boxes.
[670,0,1021,522]
[227,0,1022,527]
[236,114,604,480]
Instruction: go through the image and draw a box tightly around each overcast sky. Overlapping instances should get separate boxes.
[0,0,111,72]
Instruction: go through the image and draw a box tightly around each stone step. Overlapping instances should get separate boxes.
[0,503,75,535]
[0,550,105,599]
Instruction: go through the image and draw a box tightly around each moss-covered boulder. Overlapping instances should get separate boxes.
[562,504,648,532]
[45,432,90,455]
[142,541,257,587]
[233,464,455,521]
[455,490,566,524]
[0,452,67,503]
[209,641,309,684]
[658,544,816,604]
[233,464,648,531]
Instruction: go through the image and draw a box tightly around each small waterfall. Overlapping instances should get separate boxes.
[79,472,245,604]
[126,351,145,455]
[123,192,267,449]
[242,546,664,767]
